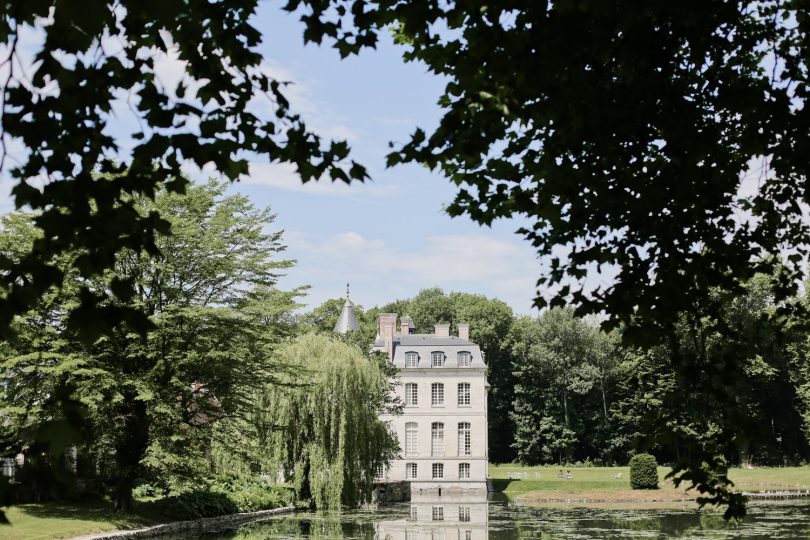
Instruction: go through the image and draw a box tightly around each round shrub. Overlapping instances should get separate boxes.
[629,453,659,489]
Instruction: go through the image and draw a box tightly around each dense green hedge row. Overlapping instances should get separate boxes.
[140,475,294,521]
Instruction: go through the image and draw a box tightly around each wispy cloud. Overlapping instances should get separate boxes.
[242,162,400,198]
[282,230,542,314]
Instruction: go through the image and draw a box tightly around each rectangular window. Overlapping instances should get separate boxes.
[431,423,445,456]
[431,351,445,367]
[457,351,472,367]
[458,383,471,406]
[459,463,471,479]
[405,423,418,456]
[410,506,418,520]
[431,383,445,406]
[375,464,385,480]
[462,530,472,540]
[432,505,444,520]
[458,422,471,456]
[405,383,418,406]
[406,462,418,479]
[406,352,419,367]
[458,506,471,522]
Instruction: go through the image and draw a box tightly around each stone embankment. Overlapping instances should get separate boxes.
[71,505,295,540]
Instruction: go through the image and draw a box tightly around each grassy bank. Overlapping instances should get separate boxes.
[0,502,160,540]
[1,478,293,540]
[489,464,810,504]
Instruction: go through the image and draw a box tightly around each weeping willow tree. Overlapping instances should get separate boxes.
[256,333,399,509]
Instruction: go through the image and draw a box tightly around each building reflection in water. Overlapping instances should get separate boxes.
[374,492,488,540]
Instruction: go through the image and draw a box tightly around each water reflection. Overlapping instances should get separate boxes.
[375,492,489,540]
[183,497,810,539]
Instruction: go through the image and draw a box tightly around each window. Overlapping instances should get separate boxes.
[405,352,419,367]
[405,423,418,456]
[431,351,445,367]
[432,505,444,520]
[459,463,471,479]
[406,462,418,479]
[457,351,472,367]
[406,529,417,540]
[431,422,445,456]
[405,383,418,406]
[458,383,471,406]
[461,530,472,540]
[375,464,385,480]
[410,506,418,520]
[458,506,471,522]
[431,383,445,406]
[458,422,471,456]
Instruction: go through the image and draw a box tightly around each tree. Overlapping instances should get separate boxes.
[611,271,809,516]
[510,309,619,465]
[290,1,809,516]
[0,180,299,511]
[253,334,399,509]
[0,1,366,341]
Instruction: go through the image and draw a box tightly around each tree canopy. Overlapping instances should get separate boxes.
[0,180,300,511]
[0,0,366,340]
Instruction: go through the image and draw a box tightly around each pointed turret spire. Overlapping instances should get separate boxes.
[333,282,360,334]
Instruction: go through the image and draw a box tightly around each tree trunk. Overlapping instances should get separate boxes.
[114,399,149,512]
[600,376,608,420]
[115,475,135,512]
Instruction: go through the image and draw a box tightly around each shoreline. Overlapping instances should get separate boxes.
[69,505,295,540]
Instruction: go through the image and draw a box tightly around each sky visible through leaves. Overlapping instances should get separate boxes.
[0,3,640,315]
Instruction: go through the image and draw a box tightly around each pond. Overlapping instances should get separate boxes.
[168,495,810,539]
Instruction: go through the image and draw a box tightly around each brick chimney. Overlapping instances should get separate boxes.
[434,323,450,337]
[378,313,398,359]
[458,323,470,341]
[400,317,412,335]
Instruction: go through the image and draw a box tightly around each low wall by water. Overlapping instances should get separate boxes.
[71,505,295,539]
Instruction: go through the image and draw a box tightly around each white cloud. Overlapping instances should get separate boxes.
[242,162,400,198]
[282,230,543,314]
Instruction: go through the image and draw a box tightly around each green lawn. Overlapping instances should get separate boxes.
[489,464,810,494]
[0,502,159,540]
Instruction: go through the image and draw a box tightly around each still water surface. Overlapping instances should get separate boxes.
[171,498,810,539]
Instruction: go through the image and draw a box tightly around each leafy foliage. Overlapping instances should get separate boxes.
[0,180,300,511]
[629,454,659,490]
[254,334,399,509]
[510,309,619,465]
[288,0,810,517]
[0,1,366,341]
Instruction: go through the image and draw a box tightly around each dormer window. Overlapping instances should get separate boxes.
[457,351,472,367]
[405,352,419,367]
[431,352,445,367]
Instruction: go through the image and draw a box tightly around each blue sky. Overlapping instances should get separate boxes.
[232,5,544,314]
[0,4,545,316]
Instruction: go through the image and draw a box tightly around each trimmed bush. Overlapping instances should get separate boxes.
[629,453,659,489]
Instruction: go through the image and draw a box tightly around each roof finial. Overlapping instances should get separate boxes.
[346,282,350,300]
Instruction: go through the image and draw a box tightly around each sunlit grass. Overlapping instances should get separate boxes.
[0,502,159,540]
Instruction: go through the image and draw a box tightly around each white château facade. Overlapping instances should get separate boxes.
[372,313,489,493]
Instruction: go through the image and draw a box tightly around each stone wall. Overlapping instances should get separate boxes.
[73,506,295,539]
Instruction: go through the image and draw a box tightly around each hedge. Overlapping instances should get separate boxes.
[154,476,293,520]
[629,453,659,489]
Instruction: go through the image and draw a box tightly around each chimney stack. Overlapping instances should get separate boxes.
[400,317,412,335]
[458,323,470,341]
[378,313,398,359]
[434,323,450,337]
